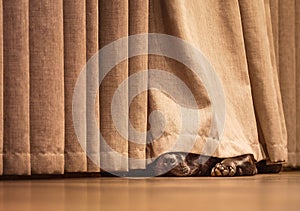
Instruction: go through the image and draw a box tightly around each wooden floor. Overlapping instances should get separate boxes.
[1,171,300,211]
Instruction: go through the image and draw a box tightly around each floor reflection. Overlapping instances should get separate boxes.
[1,172,300,211]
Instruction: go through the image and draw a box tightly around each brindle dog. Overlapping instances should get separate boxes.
[153,152,282,176]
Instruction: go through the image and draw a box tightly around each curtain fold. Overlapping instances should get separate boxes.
[147,0,264,161]
[3,0,30,175]
[29,0,65,174]
[296,0,300,168]
[99,0,129,172]
[269,0,279,71]
[128,0,148,169]
[86,0,100,172]
[63,0,87,173]
[0,0,299,175]
[0,0,3,175]
[238,0,287,163]
[279,0,297,167]
[268,0,299,167]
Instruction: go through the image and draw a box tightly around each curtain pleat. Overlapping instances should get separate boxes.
[265,0,288,162]
[99,0,129,171]
[147,0,263,161]
[278,0,297,166]
[128,0,148,169]
[148,0,189,160]
[0,0,3,175]
[296,0,300,167]
[269,0,279,72]
[238,0,287,163]
[63,0,87,172]
[3,0,30,175]
[29,0,64,174]
[86,0,100,172]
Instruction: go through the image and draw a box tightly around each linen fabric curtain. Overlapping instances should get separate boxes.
[0,0,298,176]
[269,0,300,168]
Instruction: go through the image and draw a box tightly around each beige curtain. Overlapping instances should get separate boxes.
[0,0,298,176]
[269,0,300,168]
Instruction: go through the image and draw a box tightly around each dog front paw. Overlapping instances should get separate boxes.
[211,161,236,177]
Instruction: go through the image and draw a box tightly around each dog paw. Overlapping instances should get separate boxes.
[211,161,236,177]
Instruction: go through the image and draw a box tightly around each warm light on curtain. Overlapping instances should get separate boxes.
[0,0,299,176]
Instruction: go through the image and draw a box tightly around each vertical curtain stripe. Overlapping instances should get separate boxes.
[0,0,3,175]
[264,0,288,161]
[278,0,297,166]
[265,0,278,76]
[29,0,65,174]
[128,0,148,169]
[63,0,87,172]
[3,0,30,175]
[269,0,279,72]
[296,0,300,167]
[238,0,287,162]
[99,0,128,171]
[86,0,100,172]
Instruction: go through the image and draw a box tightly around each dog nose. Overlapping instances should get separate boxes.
[179,162,185,167]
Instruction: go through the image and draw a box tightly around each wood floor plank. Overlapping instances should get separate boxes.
[0,172,299,211]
